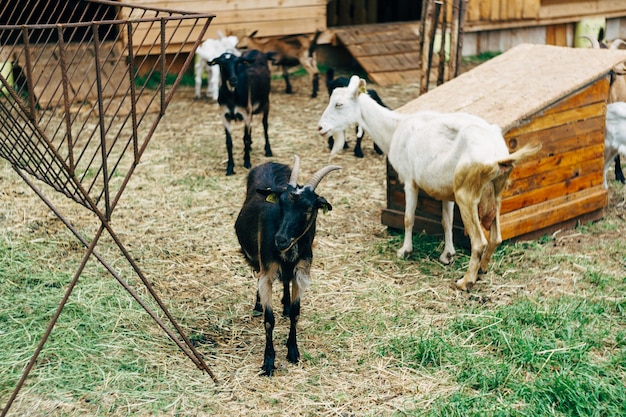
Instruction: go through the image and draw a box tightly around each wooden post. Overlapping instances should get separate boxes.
[420,0,442,94]
[455,0,468,78]
[437,0,448,86]
[447,0,460,82]
[447,0,468,81]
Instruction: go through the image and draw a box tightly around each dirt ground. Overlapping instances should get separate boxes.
[2,65,626,415]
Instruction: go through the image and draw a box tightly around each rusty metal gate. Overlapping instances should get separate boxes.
[0,1,216,413]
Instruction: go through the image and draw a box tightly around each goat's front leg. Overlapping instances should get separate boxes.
[282,66,293,94]
[354,125,364,158]
[615,155,625,183]
[439,200,456,264]
[243,121,253,169]
[222,117,235,175]
[208,66,220,101]
[311,72,319,98]
[258,267,277,376]
[398,182,418,259]
[455,194,487,292]
[262,107,272,157]
[286,260,311,364]
[194,59,206,99]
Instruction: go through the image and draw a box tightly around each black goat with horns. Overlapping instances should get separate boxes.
[235,156,340,376]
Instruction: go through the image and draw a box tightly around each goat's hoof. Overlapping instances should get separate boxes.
[397,249,411,259]
[454,279,474,292]
[439,252,455,265]
[286,348,300,364]
[226,169,235,176]
[260,358,276,377]
[354,150,364,158]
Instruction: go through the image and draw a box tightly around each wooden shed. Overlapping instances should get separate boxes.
[381,43,626,242]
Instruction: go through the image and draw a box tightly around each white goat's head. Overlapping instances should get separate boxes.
[318,75,366,154]
[221,34,241,56]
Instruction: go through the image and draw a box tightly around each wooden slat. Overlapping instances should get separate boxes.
[507,101,606,137]
[501,163,604,213]
[333,22,421,86]
[500,186,608,240]
[508,142,604,185]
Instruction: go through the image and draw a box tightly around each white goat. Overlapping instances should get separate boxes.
[581,35,626,184]
[194,31,240,100]
[318,76,540,291]
[605,102,626,187]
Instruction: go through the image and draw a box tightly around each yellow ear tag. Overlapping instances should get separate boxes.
[265,193,278,203]
[322,204,329,215]
[359,84,367,94]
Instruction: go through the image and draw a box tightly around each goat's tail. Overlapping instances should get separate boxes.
[497,142,542,174]
[309,29,322,57]
[468,142,542,188]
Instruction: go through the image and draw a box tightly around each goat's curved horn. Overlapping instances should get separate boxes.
[610,39,626,50]
[289,155,301,187]
[580,34,600,49]
[305,165,341,190]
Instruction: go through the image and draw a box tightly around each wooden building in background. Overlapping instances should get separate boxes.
[383,44,626,242]
[463,0,626,54]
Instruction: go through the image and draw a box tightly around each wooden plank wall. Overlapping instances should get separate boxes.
[466,0,626,29]
[123,0,327,54]
[382,76,610,242]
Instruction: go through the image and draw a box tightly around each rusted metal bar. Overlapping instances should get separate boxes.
[92,23,112,221]
[57,25,76,175]
[0,3,219,413]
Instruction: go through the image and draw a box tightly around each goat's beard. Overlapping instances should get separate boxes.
[279,242,299,263]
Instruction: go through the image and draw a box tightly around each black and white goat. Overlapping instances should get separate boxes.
[237,30,321,98]
[318,76,540,291]
[209,50,273,175]
[582,34,626,184]
[325,68,384,157]
[605,102,626,188]
[235,156,340,376]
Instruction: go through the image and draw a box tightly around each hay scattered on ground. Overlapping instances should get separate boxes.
[2,67,626,416]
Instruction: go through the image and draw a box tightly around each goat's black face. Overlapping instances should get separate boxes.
[259,185,332,254]
[209,52,239,90]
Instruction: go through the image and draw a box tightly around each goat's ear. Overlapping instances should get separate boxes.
[257,187,282,203]
[358,78,367,94]
[316,196,332,214]
[347,75,362,97]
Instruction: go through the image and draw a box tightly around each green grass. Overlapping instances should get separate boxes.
[0,235,212,414]
[375,285,626,416]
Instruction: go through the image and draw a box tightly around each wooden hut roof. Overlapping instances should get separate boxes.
[398,44,626,132]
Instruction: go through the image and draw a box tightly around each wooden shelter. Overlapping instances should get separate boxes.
[381,44,626,242]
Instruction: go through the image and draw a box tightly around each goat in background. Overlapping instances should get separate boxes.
[194,31,240,100]
[325,68,384,158]
[237,30,321,98]
[209,50,274,175]
[581,34,626,184]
